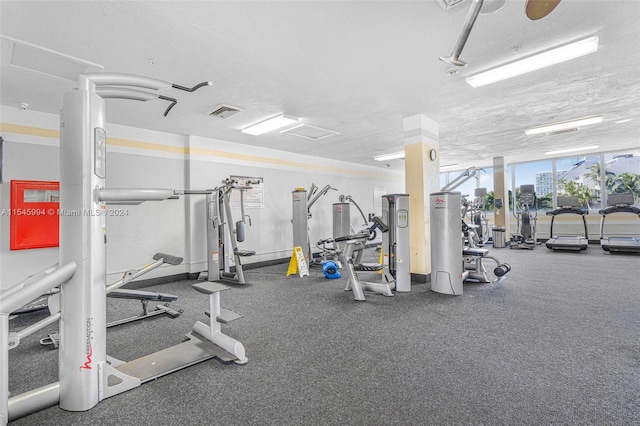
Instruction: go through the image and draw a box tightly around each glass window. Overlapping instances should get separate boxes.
[439,172,447,191]
[24,189,60,203]
[477,167,493,212]
[513,160,553,211]
[603,149,640,207]
[556,154,602,210]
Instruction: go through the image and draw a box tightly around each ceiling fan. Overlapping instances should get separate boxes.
[439,0,562,67]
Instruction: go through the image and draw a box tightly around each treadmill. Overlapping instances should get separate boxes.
[599,192,640,253]
[545,196,589,251]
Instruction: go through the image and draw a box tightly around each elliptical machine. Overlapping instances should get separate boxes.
[463,188,488,246]
[510,184,537,250]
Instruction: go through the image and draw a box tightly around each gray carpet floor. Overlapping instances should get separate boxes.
[7,244,640,425]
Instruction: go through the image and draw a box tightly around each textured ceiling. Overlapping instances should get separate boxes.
[1,0,639,172]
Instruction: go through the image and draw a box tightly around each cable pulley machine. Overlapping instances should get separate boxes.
[206,178,258,284]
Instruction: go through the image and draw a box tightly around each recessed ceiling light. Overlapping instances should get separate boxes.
[545,145,599,156]
[525,115,603,136]
[614,118,632,124]
[241,114,298,136]
[374,151,405,161]
[466,35,599,88]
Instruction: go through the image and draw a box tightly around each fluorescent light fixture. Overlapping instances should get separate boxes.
[441,163,459,170]
[466,35,599,88]
[241,114,297,135]
[525,115,602,135]
[615,118,632,124]
[545,145,599,156]
[374,151,405,161]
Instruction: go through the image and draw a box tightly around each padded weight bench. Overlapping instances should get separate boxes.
[40,288,183,348]
[106,289,182,327]
[234,249,256,257]
[462,247,510,283]
[40,253,185,348]
[462,248,489,257]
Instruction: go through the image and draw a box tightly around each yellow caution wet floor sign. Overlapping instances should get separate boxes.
[287,246,309,277]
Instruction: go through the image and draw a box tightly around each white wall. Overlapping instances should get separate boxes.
[0,106,61,290]
[0,106,404,289]
[185,134,402,273]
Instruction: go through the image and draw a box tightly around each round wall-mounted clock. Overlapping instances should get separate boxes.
[429,149,437,161]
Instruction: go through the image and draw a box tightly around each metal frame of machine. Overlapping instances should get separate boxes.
[206,178,258,284]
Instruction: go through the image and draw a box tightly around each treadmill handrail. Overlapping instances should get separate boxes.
[598,205,640,216]
[546,207,589,217]
[599,205,640,240]
[547,208,589,240]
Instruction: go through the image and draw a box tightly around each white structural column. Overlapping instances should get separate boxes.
[492,157,509,238]
[403,114,440,277]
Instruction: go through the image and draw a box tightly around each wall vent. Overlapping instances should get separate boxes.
[208,104,243,119]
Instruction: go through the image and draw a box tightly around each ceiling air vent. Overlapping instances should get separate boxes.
[208,104,243,119]
[546,128,578,136]
[2,35,103,81]
[280,123,340,141]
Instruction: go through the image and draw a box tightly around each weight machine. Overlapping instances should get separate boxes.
[381,194,411,292]
[328,193,411,294]
[441,167,485,248]
[333,195,371,243]
[292,184,337,267]
[317,217,395,301]
[206,178,258,284]
[510,184,538,249]
[431,168,510,296]
[1,73,248,425]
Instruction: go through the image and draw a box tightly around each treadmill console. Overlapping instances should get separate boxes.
[557,196,580,209]
[608,192,634,207]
